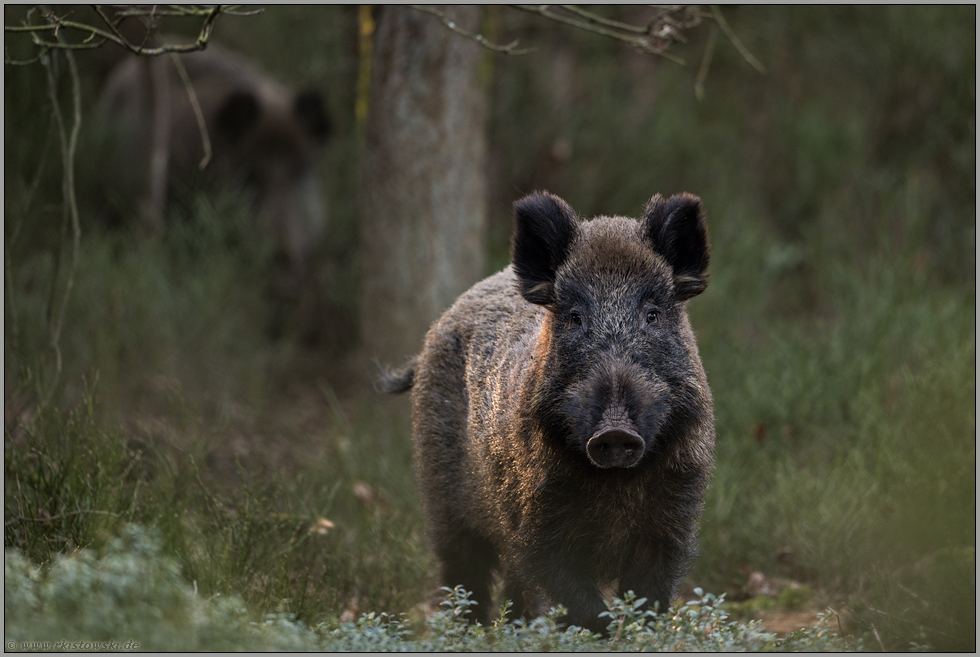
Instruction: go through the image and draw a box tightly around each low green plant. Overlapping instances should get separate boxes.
[4,5,974,652]
[5,532,860,651]
[3,383,429,628]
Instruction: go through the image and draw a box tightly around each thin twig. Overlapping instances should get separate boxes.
[15,474,28,532]
[169,51,212,170]
[559,5,649,35]
[647,6,685,31]
[4,45,50,65]
[41,29,83,409]
[694,23,718,101]
[42,50,67,396]
[92,5,139,49]
[7,5,227,56]
[410,5,535,55]
[709,5,766,74]
[4,509,118,527]
[113,5,262,19]
[828,607,845,636]
[871,625,886,652]
[512,5,686,64]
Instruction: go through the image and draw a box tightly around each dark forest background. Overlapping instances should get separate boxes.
[4,5,975,650]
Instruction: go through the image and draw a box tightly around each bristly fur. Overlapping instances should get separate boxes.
[642,193,710,301]
[511,192,579,307]
[400,190,715,635]
[375,357,417,394]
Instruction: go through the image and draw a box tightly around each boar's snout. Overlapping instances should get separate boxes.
[565,358,667,470]
[586,426,645,469]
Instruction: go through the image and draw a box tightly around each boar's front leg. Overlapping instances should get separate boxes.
[617,536,689,618]
[529,559,610,635]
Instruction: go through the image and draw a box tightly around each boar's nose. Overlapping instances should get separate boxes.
[586,427,645,469]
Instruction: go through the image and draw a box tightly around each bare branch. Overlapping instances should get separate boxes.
[410,5,535,55]
[40,52,67,406]
[394,5,762,78]
[112,5,263,19]
[5,5,235,58]
[409,5,711,63]
[40,35,83,408]
[92,4,139,48]
[709,5,766,74]
[694,23,718,101]
[558,5,650,35]
[168,52,213,170]
[4,45,51,65]
[511,5,687,64]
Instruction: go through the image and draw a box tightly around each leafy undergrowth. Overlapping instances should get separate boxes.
[4,6,973,653]
[4,525,860,652]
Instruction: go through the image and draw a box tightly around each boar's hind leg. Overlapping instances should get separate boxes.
[433,529,496,626]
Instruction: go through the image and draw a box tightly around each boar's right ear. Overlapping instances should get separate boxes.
[642,193,710,301]
[511,191,578,307]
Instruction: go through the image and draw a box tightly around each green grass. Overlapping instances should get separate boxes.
[4,379,428,626]
[4,194,971,648]
[5,4,974,652]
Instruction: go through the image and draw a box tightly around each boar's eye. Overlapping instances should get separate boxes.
[561,306,586,332]
[645,310,659,325]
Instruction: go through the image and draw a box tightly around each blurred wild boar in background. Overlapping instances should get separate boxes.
[382,191,715,634]
[99,43,331,308]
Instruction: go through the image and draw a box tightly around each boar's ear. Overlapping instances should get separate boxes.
[642,193,710,301]
[294,89,331,144]
[216,90,260,143]
[511,191,578,307]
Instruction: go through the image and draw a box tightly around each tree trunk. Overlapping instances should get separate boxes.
[359,5,487,366]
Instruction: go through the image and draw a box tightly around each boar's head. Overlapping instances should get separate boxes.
[214,88,331,275]
[512,191,710,470]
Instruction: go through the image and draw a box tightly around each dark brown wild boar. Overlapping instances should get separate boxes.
[382,191,715,634]
[99,43,331,286]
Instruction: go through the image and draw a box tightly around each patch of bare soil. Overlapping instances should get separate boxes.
[753,606,838,636]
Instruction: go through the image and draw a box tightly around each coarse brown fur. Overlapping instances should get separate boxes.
[390,191,714,634]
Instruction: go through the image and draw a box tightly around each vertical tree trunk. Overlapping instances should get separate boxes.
[360,6,487,366]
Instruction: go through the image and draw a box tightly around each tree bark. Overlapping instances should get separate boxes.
[360,5,487,366]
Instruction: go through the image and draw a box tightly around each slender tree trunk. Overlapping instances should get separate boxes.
[360,5,487,366]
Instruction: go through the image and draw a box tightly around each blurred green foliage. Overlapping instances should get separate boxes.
[5,533,855,651]
[4,5,975,652]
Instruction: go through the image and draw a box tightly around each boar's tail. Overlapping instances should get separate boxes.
[374,356,417,394]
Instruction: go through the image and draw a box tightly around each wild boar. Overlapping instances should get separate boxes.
[98,43,331,287]
[382,191,715,634]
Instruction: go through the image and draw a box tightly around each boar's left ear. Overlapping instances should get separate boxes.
[511,191,578,307]
[642,193,710,301]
